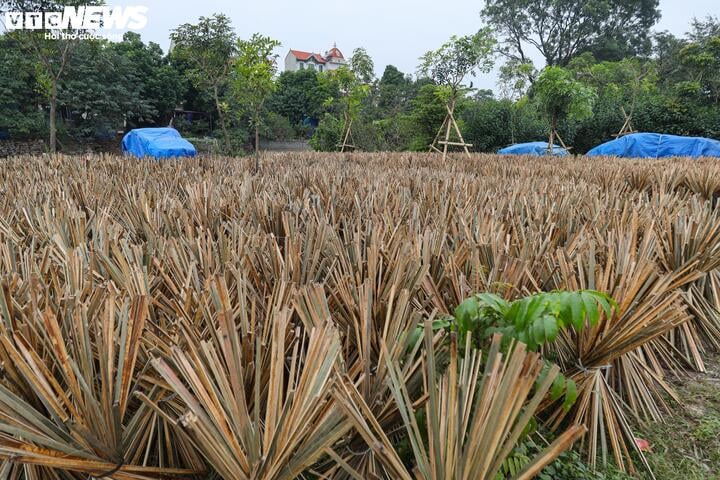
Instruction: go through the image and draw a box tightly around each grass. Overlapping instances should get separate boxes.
[540,450,634,479]
[638,356,720,479]
[540,354,720,480]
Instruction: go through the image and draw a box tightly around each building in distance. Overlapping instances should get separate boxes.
[284,44,345,72]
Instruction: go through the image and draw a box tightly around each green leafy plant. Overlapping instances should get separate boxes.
[231,33,281,170]
[454,290,615,351]
[312,66,370,151]
[170,14,238,153]
[416,290,617,411]
[532,66,596,148]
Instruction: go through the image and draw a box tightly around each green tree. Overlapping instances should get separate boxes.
[566,55,656,149]
[231,33,280,171]
[482,0,660,69]
[1,0,103,152]
[639,21,720,139]
[308,113,343,151]
[59,40,137,138]
[311,66,369,152]
[498,58,537,99]
[349,47,374,84]
[532,66,595,149]
[170,14,237,152]
[111,32,186,128]
[401,82,449,151]
[267,69,335,127]
[58,35,186,138]
[0,34,45,137]
[652,31,687,89]
[418,29,496,155]
[377,65,414,115]
[462,97,546,151]
[688,15,720,43]
[418,28,496,102]
[678,36,720,104]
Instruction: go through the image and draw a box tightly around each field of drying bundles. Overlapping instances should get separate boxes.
[0,152,718,479]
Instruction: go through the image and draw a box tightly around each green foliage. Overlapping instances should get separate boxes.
[0,26,185,140]
[2,8,720,153]
[310,66,371,151]
[60,34,185,137]
[1,0,105,150]
[533,66,596,128]
[498,58,537,99]
[539,449,634,479]
[496,424,636,480]
[417,289,617,410]
[570,55,657,103]
[482,0,661,67]
[562,54,654,151]
[60,40,132,136]
[377,65,414,115]
[679,36,720,104]
[638,361,720,480]
[400,83,449,150]
[309,113,342,151]
[170,14,236,93]
[418,28,496,95]
[319,66,370,119]
[451,290,615,351]
[0,36,45,136]
[349,47,375,84]
[111,32,186,128]
[260,112,294,141]
[230,33,281,150]
[496,440,532,479]
[170,14,237,151]
[461,97,546,151]
[268,70,335,127]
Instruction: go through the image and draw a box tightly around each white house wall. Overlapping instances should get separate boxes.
[284,52,298,72]
[284,50,346,72]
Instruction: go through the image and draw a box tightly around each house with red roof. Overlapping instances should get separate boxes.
[284,44,346,73]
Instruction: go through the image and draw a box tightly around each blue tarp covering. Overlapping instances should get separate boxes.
[498,141,569,156]
[587,132,720,158]
[121,128,196,159]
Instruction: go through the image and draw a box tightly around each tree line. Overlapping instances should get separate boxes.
[0,0,719,155]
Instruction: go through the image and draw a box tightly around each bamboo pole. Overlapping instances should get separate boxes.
[430,101,473,160]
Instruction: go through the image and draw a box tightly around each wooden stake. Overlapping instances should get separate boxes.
[547,117,571,153]
[429,102,473,161]
[555,130,569,150]
[614,107,636,137]
[448,106,471,158]
[442,106,452,159]
[429,117,447,154]
[339,112,357,152]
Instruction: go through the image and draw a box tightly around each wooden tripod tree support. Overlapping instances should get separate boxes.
[547,126,571,153]
[614,107,636,137]
[429,102,473,161]
[339,111,357,152]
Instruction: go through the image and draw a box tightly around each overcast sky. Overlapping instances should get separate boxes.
[87,0,720,91]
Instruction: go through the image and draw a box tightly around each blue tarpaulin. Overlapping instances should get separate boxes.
[587,132,720,158]
[498,141,569,156]
[121,128,196,159]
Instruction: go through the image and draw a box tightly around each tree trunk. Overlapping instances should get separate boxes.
[49,81,58,154]
[213,85,231,153]
[548,114,557,152]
